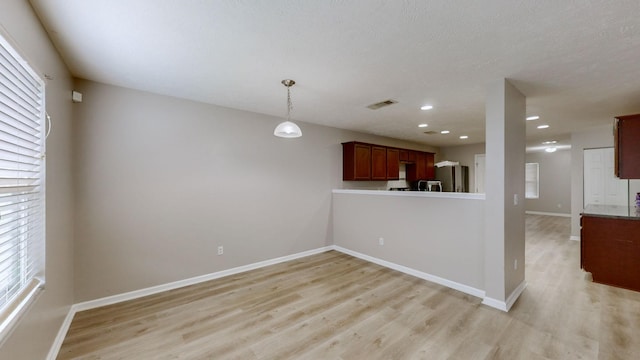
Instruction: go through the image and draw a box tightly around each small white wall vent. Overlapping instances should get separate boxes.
[367,99,397,110]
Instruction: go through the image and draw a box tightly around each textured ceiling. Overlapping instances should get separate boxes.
[29,0,640,148]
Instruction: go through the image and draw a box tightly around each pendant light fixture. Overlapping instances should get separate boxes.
[274,79,302,138]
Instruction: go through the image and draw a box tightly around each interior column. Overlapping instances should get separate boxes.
[483,78,526,311]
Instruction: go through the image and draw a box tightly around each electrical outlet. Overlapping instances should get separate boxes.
[514,259,518,270]
[513,194,518,206]
[379,237,384,246]
[217,246,224,255]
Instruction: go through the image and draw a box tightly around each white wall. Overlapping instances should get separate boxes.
[0,1,75,359]
[72,79,432,302]
[332,192,485,291]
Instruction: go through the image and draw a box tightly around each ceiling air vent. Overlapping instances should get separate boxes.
[423,131,438,135]
[367,99,397,110]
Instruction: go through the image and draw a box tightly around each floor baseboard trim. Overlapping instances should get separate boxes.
[505,280,527,311]
[46,305,76,360]
[570,235,580,241]
[332,245,486,299]
[46,246,333,359]
[525,211,571,218]
[481,280,527,312]
[481,297,507,311]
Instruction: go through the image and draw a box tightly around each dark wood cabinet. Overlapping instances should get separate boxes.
[581,215,640,292]
[386,148,400,180]
[342,142,371,180]
[406,151,435,181]
[371,146,387,180]
[407,150,417,164]
[342,141,434,181]
[615,114,640,179]
[425,152,435,179]
[399,149,409,162]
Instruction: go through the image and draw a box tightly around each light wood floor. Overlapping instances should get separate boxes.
[58,215,640,359]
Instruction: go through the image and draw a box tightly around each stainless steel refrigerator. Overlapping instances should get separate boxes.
[435,165,469,192]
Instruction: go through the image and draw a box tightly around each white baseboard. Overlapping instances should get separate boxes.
[481,297,507,311]
[570,235,580,241]
[481,280,527,312]
[332,246,486,299]
[506,280,527,311]
[46,305,76,360]
[525,211,571,218]
[46,246,333,360]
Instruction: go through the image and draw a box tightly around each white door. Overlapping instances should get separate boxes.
[584,148,627,206]
[475,154,486,193]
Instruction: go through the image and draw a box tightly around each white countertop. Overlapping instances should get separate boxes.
[332,189,485,200]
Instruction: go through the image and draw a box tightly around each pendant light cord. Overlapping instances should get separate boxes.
[286,86,293,121]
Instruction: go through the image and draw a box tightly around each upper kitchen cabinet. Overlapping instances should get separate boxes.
[371,145,387,180]
[342,142,371,180]
[386,148,400,180]
[406,152,435,181]
[615,114,640,179]
[342,141,434,181]
[425,152,435,179]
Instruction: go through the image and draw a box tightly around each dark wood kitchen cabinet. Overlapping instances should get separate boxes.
[425,152,435,179]
[399,149,409,162]
[581,214,640,292]
[342,142,371,180]
[342,141,434,181]
[406,152,435,181]
[386,148,400,180]
[371,145,387,180]
[615,114,640,179]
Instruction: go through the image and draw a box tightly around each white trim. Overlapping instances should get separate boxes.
[0,280,43,348]
[570,235,580,241]
[333,246,486,299]
[47,246,332,359]
[506,280,527,311]
[481,280,527,312]
[525,211,571,218]
[332,189,485,200]
[481,297,508,311]
[46,306,75,360]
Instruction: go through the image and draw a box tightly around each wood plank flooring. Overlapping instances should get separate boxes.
[57,215,640,359]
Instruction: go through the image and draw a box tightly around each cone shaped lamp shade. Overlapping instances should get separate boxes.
[274,79,302,138]
[274,121,302,138]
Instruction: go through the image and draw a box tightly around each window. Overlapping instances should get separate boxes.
[525,163,539,199]
[0,31,45,339]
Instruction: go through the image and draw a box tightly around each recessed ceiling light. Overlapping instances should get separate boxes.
[418,123,428,128]
[440,130,450,134]
[526,116,540,121]
[459,135,468,139]
[542,140,557,144]
[545,147,557,153]
[420,105,434,110]
[537,125,549,129]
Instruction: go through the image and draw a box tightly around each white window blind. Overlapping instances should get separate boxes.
[525,163,539,199]
[0,31,45,338]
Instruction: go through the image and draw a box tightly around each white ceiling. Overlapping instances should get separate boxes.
[29,0,640,148]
